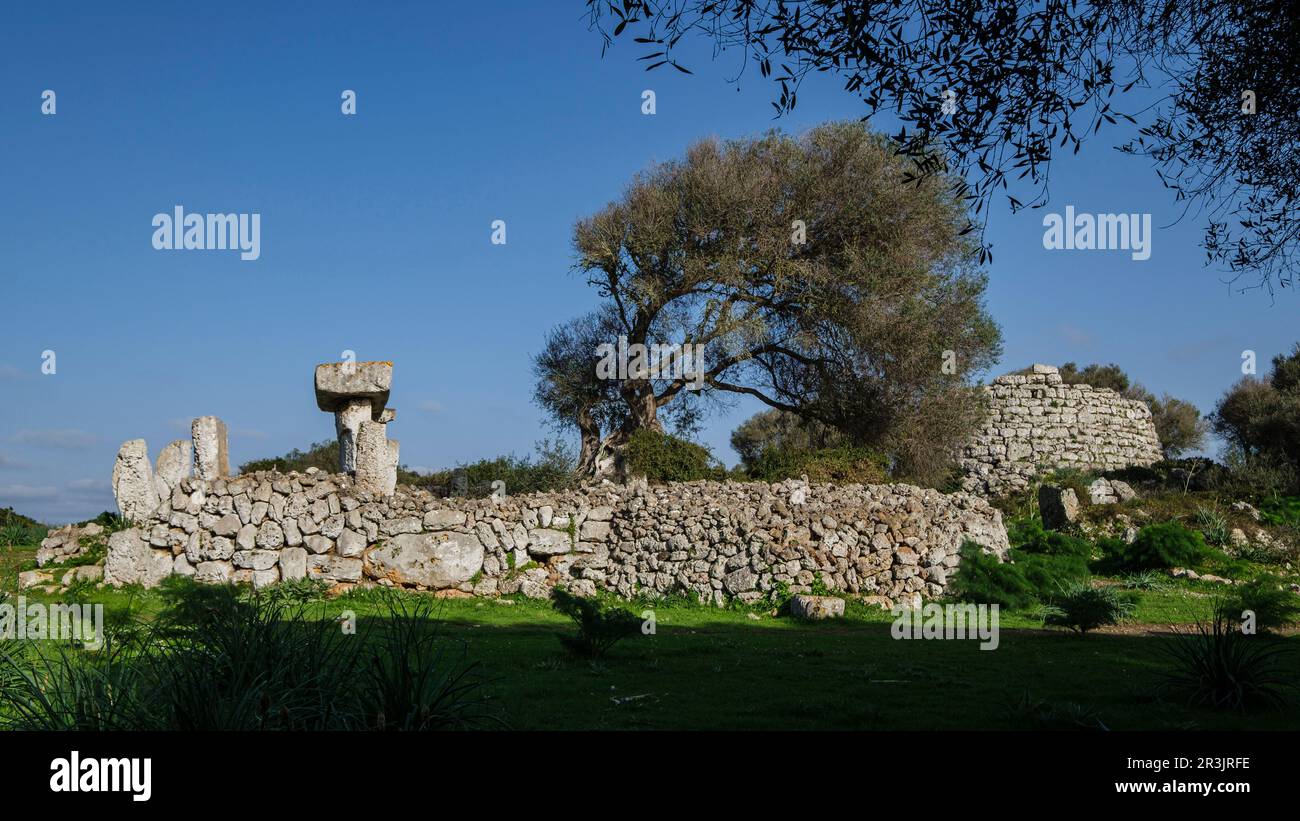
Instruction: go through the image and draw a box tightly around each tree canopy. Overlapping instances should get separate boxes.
[533,121,1002,480]
[587,0,1300,293]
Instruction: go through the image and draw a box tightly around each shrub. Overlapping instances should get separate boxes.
[1158,607,1295,711]
[1258,496,1300,527]
[1219,575,1300,633]
[1120,522,1210,570]
[623,429,724,483]
[744,444,888,485]
[730,409,845,469]
[365,593,497,730]
[1193,505,1229,547]
[403,439,576,497]
[551,588,643,658]
[239,439,339,474]
[1008,518,1092,558]
[1016,551,1090,598]
[0,507,47,547]
[1147,394,1209,460]
[1041,583,1135,634]
[1119,570,1173,592]
[949,542,1036,610]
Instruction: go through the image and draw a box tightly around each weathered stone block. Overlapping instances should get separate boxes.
[113,439,161,523]
[191,416,230,480]
[364,532,484,589]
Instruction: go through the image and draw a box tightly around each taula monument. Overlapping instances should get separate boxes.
[86,360,1013,606]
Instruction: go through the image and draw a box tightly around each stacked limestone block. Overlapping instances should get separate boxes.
[103,472,1010,606]
[960,364,1163,495]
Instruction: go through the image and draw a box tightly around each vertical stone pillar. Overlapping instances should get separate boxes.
[334,399,373,474]
[356,420,398,496]
[113,439,161,522]
[192,416,230,480]
[155,439,193,492]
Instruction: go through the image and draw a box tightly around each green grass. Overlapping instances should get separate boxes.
[4,565,1298,730]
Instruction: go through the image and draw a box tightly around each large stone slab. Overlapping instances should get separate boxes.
[191,416,230,479]
[104,528,172,588]
[112,439,161,523]
[314,361,392,412]
[790,594,846,620]
[365,532,484,589]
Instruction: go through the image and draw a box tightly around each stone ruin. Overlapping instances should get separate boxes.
[82,358,1014,604]
[959,364,1163,495]
[109,361,401,527]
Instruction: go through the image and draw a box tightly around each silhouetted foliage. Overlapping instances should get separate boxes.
[589,0,1300,291]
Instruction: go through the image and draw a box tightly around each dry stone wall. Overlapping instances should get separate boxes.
[104,471,1010,607]
[960,364,1162,495]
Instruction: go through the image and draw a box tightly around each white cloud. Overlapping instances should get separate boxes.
[416,400,444,413]
[0,483,58,501]
[10,428,98,450]
[0,451,32,470]
[0,364,25,381]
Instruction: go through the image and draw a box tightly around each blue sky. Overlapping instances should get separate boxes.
[1,1,1296,523]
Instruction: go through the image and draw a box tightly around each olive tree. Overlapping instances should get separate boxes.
[533,121,1002,480]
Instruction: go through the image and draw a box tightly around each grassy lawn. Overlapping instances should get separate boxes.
[5,541,1298,731]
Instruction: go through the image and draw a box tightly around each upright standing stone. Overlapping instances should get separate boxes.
[112,439,161,523]
[1038,484,1080,530]
[334,399,373,474]
[155,439,193,492]
[355,420,398,495]
[192,416,230,480]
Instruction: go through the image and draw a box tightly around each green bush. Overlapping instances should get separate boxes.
[744,444,888,484]
[1193,505,1230,547]
[949,542,1036,610]
[1220,575,1300,633]
[1119,522,1210,570]
[403,439,576,497]
[1008,519,1092,558]
[624,429,725,483]
[1259,496,1300,527]
[551,588,643,658]
[1041,583,1135,634]
[0,507,47,547]
[1016,551,1090,598]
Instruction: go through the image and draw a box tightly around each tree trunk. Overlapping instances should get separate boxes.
[575,407,602,478]
[581,383,663,481]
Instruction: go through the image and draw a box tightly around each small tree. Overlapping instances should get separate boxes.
[1211,344,1300,490]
